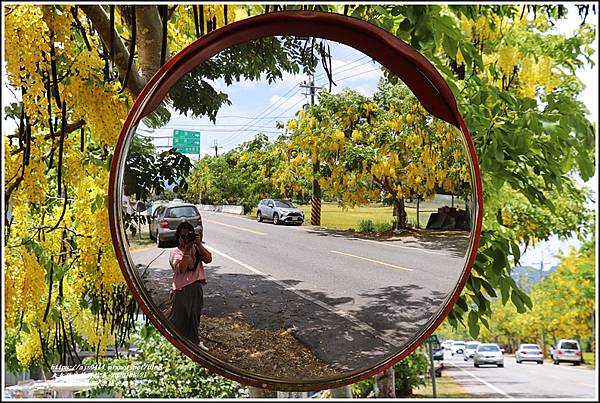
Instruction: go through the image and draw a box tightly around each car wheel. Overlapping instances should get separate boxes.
[574,362,581,366]
[516,359,520,364]
[554,360,559,365]
[498,364,504,368]
[149,227,156,240]
[538,361,543,365]
[273,213,279,225]
[257,211,262,222]
[157,234,166,248]
[474,363,479,368]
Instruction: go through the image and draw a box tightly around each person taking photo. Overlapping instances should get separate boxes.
[168,221,212,350]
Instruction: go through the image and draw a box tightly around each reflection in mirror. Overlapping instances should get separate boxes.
[121,36,476,381]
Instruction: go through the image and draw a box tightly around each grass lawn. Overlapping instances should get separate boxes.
[247,194,467,231]
[127,232,155,251]
[583,352,595,368]
[411,373,474,398]
[248,202,444,231]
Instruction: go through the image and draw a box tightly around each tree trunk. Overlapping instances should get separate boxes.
[330,385,353,398]
[392,198,406,231]
[416,198,420,229]
[248,387,277,398]
[373,367,395,398]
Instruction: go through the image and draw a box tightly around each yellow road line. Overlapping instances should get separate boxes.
[203,219,266,236]
[330,250,413,271]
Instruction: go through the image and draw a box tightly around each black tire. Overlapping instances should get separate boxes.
[538,361,543,365]
[257,211,263,222]
[474,363,479,368]
[498,364,504,368]
[273,213,279,225]
[554,360,559,365]
[574,362,581,366]
[149,227,156,240]
[157,234,166,248]
[516,359,520,364]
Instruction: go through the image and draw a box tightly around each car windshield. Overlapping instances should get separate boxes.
[523,345,541,350]
[560,342,578,349]
[478,345,500,352]
[275,200,295,208]
[466,343,479,349]
[454,343,465,347]
[167,206,199,218]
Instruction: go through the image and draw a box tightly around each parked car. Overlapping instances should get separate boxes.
[473,343,504,367]
[256,199,304,225]
[451,341,466,356]
[515,343,544,364]
[148,201,203,248]
[551,339,582,365]
[463,341,481,361]
[441,340,454,350]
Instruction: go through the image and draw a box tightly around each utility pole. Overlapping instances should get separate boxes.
[300,73,321,226]
[212,139,220,157]
[538,249,551,282]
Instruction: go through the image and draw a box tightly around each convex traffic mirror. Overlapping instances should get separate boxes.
[109,11,483,391]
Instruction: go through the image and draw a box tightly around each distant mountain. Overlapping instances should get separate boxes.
[511,265,558,291]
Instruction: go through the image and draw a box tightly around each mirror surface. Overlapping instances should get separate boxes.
[118,36,477,382]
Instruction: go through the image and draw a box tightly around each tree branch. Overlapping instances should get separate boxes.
[80,5,145,97]
[135,6,164,82]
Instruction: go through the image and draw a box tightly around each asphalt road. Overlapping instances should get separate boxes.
[443,351,597,399]
[131,210,470,371]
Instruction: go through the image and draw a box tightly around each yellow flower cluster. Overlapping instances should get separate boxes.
[518,56,560,98]
[497,45,521,76]
[5,6,51,123]
[5,246,48,326]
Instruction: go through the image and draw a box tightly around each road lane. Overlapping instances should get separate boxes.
[444,352,597,399]
[132,211,471,371]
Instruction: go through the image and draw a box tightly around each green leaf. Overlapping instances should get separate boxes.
[468,310,480,339]
[511,290,526,313]
[480,279,497,298]
[455,296,468,312]
[510,241,521,264]
[442,34,458,58]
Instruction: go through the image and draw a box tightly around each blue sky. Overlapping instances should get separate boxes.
[136,39,383,156]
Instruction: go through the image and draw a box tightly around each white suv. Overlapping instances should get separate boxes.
[463,341,481,361]
[451,341,466,356]
[551,339,582,365]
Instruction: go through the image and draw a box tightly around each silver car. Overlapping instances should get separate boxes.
[256,199,304,225]
[473,343,504,367]
[149,201,203,248]
[551,339,582,365]
[515,343,544,364]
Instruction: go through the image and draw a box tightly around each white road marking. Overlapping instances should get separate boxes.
[331,250,413,271]
[206,245,404,348]
[447,361,513,399]
[203,219,266,236]
[352,237,463,257]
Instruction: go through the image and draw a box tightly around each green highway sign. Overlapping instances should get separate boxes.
[173,129,200,154]
[425,334,438,344]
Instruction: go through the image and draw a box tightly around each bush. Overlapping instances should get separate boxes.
[350,349,429,397]
[357,219,375,232]
[374,221,393,232]
[394,349,429,397]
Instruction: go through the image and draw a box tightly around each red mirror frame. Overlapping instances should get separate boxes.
[108,11,484,391]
